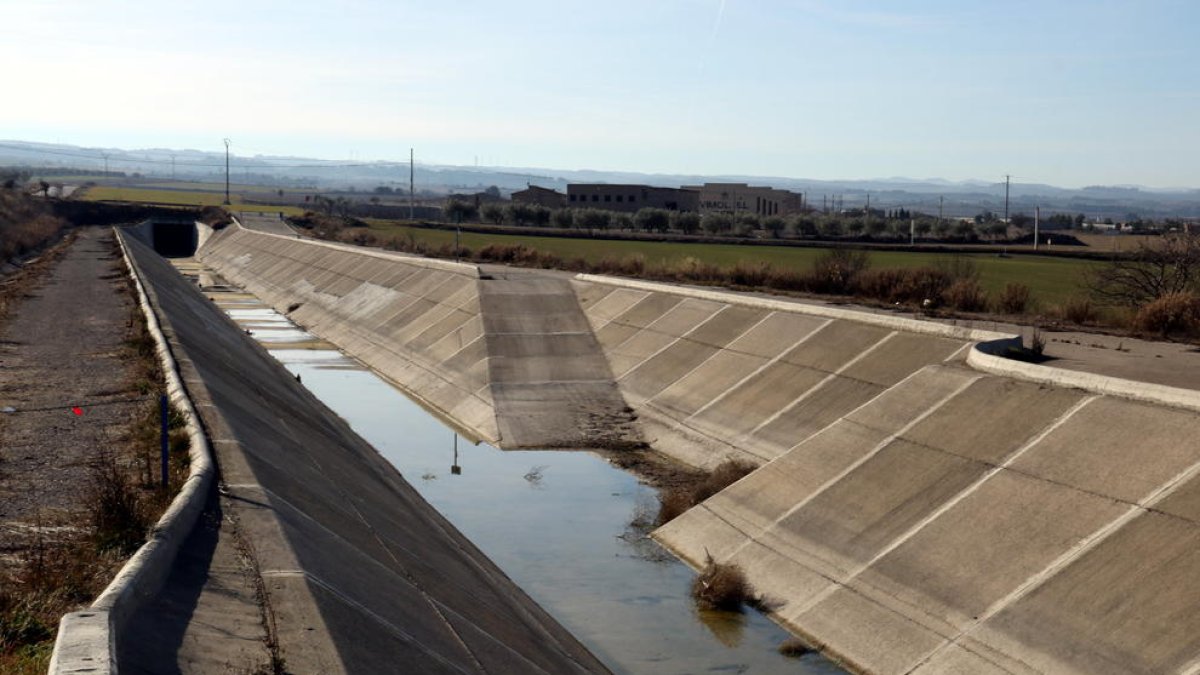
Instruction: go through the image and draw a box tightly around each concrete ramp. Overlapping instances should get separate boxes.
[478,268,640,448]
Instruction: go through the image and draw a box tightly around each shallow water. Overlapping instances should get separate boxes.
[199,271,844,675]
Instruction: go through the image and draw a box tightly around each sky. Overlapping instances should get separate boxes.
[2,0,1198,188]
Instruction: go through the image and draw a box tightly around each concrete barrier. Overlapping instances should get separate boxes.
[970,337,1200,414]
[49,229,215,675]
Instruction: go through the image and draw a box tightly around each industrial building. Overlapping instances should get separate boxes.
[511,185,566,208]
[566,184,699,213]
[685,182,806,217]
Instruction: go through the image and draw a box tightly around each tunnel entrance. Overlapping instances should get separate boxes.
[151,220,198,257]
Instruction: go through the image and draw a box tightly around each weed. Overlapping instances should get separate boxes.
[996,282,1032,314]
[691,554,754,612]
[944,278,988,312]
[88,452,149,555]
[778,638,813,658]
[1057,296,1098,325]
[1131,292,1200,338]
[657,459,756,525]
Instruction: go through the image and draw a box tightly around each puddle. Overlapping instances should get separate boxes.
[187,261,844,675]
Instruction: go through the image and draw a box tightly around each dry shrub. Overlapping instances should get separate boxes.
[1057,296,1098,325]
[1132,292,1200,337]
[809,248,870,294]
[691,555,753,611]
[657,459,756,525]
[89,453,150,555]
[778,638,813,658]
[944,278,988,312]
[854,267,951,305]
[996,283,1032,314]
[729,261,771,287]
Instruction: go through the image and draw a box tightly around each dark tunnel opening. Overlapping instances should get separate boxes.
[152,221,198,257]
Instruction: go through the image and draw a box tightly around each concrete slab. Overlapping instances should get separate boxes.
[1009,397,1200,503]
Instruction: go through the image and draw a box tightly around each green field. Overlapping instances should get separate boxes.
[364,222,1096,307]
[81,185,308,216]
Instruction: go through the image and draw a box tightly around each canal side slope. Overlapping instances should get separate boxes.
[120,231,609,674]
[198,222,639,449]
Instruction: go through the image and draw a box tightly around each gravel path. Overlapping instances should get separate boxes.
[0,227,144,560]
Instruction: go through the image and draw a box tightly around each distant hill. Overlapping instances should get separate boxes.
[2,139,1198,220]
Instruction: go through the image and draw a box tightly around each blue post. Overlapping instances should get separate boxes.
[160,394,169,489]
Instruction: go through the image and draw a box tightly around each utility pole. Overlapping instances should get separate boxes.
[1003,174,1011,224]
[1034,206,1041,251]
[409,148,415,221]
[939,195,944,223]
[170,154,176,180]
[223,138,231,205]
[102,153,109,176]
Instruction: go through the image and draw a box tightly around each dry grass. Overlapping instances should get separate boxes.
[1131,292,1200,338]
[691,554,755,612]
[778,637,814,658]
[996,282,1033,314]
[0,236,187,668]
[657,459,757,525]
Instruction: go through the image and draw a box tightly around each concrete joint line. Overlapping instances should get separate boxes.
[642,310,777,408]
[684,317,835,424]
[586,290,651,334]
[909,394,1200,673]
[727,372,983,567]
[941,341,972,363]
[51,230,217,675]
[743,331,899,439]
[616,304,732,384]
[798,395,1100,624]
[605,297,715,360]
[488,331,594,337]
[576,273,1014,343]
[296,572,486,675]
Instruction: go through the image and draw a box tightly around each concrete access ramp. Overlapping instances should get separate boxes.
[117,232,608,673]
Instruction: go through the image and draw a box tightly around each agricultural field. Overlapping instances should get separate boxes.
[363,221,1097,307]
[79,185,308,216]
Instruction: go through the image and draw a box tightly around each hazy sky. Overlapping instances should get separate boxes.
[3,1,1197,187]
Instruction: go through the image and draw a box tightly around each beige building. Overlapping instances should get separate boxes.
[511,185,566,208]
[685,183,805,217]
[566,184,699,213]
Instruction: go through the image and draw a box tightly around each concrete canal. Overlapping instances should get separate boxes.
[177,259,845,674]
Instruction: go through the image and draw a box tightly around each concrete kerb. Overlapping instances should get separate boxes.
[49,229,216,675]
[227,215,482,276]
[969,338,1200,414]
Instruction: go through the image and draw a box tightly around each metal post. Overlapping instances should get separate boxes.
[160,394,169,489]
[223,138,231,205]
[409,148,415,221]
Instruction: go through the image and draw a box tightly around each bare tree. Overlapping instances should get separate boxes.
[1088,234,1200,307]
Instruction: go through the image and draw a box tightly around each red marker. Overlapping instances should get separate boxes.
[71,407,83,416]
